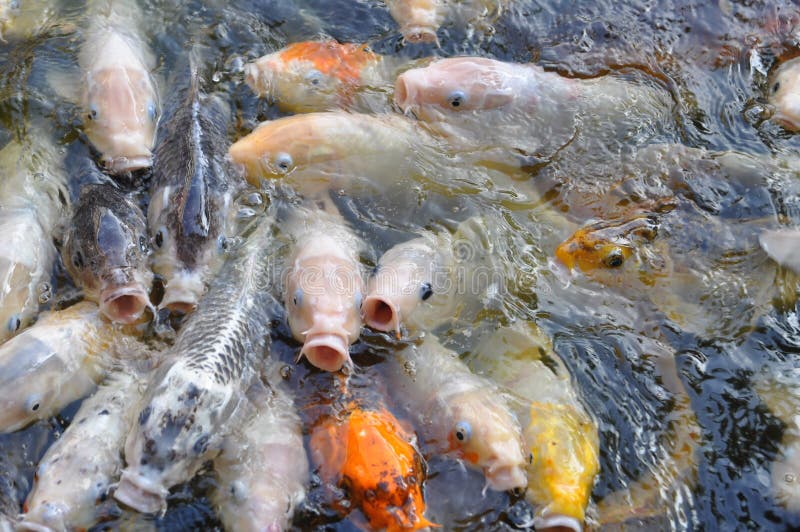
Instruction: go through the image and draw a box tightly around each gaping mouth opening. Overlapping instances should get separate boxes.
[164,301,197,316]
[362,296,400,335]
[114,470,168,515]
[300,334,350,372]
[394,76,410,112]
[402,25,439,45]
[485,463,528,492]
[101,286,151,324]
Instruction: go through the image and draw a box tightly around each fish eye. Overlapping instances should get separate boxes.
[25,394,42,413]
[274,153,293,173]
[528,452,534,465]
[72,251,85,269]
[154,228,165,249]
[305,69,323,87]
[7,315,20,333]
[773,81,781,94]
[87,104,98,121]
[454,421,471,443]
[147,101,157,121]
[447,90,467,108]
[603,249,625,268]
[292,288,303,307]
[420,282,433,301]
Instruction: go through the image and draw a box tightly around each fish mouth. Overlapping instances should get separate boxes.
[114,470,168,514]
[105,154,153,174]
[401,25,439,45]
[485,463,528,492]
[18,502,68,532]
[100,284,151,324]
[533,514,582,532]
[244,61,273,100]
[299,333,350,372]
[362,295,401,336]
[394,75,413,113]
[159,274,205,316]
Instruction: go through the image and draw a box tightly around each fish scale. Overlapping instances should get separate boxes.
[115,216,281,515]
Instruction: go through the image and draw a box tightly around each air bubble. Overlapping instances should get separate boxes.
[38,282,52,304]
[279,364,292,380]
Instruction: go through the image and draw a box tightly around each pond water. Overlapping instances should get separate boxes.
[1,0,800,530]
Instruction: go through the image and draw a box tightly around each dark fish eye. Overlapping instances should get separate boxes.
[154,229,164,249]
[7,315,20,333]
[293,288,303,307]
[305,69,323,87]
[447,90,466,108]
[87,104,98,120]
[420,282,433,301]
[454,421,471,442]
[73,251,84,269]
[25,394,42,413]
[275,153,293,173]
[773,81,781,94]
[603,249,625,268]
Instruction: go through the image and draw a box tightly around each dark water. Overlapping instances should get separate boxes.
[2,0,800,530]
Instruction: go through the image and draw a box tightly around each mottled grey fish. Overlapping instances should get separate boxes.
[115,215,281,514]
[148,50,239,315]
[63,183,153,324]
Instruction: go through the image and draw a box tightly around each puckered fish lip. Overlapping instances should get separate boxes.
[100,284,151,324]
[400,25,439,44]
[243,61,274,99]
[771,111,800,132]
[159,273,205,315]
[393,74,416,114]
[104,153,153,174]
[299,333,350,372]
[485,463,528,492]
[533,514,582,532]
[114,470,168,514]
[361,295,401,336]
[18,501,68,532]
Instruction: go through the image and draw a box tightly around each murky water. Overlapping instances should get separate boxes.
[2,0,800,530]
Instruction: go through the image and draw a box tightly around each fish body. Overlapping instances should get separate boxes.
[115,217,281,514]
[148,52,238,315]
[0,133,68,342]
[471,323,599,532]
[386,0,505,44]
[0,301,139,433]
[310,403,434,531]
[0,422,51,529]
[759,228,800,274]
[80,0,158,173]
[228,111,436,196]
[283,206,364,372]
[245,40,407,113]
[386,335,526,492]
[20,370,146,532]
[395,57,671,167]
[769,56,800,131]
[63,183,152,324]
[212,377,308,532]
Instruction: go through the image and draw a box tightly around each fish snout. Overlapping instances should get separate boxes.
[299,332,350,372]
[159,272,206,316]
[485,460,528,492]
[532,513,583,532]
[244,61,274,100]
[394,74,419,115]
[361,295,401,336]
[100,134,153,173]
[18,501,68,532]
[100,284,151,324]
[401,25,439,45]
[114,469,169,515]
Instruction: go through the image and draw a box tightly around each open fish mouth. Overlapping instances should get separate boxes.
[485,462,528,492]
[401,25,439,45]
[114,470,169,515]
[298,333,350,372]
[159,273,205,316]
[104,154,153,174]
[100,284,151,324]
[362,295,401,336]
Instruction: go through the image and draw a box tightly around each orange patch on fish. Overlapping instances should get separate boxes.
[555,216,657,273]
[310,407,436,531]
[277,41,378,85]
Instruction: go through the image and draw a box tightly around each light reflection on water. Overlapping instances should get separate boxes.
[1,0,800,530]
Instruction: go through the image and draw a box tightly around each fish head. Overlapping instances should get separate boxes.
[769,57,800,131]
[82,32,158,173]
[285,239,364,372]
[64,185,152,324]
[524,402,599,527]
[116,367,229,514]
[0,316,97,433]
[363,243,435,335]
[445,389,527,492]
[312,408,435,531]
[388,0,443,44]
[394,57,517,119]
[229,114,337,184]
[555,215,659,286]
[147,183,223,315]
[245,41,377,113]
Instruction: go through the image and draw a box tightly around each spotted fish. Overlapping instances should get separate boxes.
[115,216,281,514]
